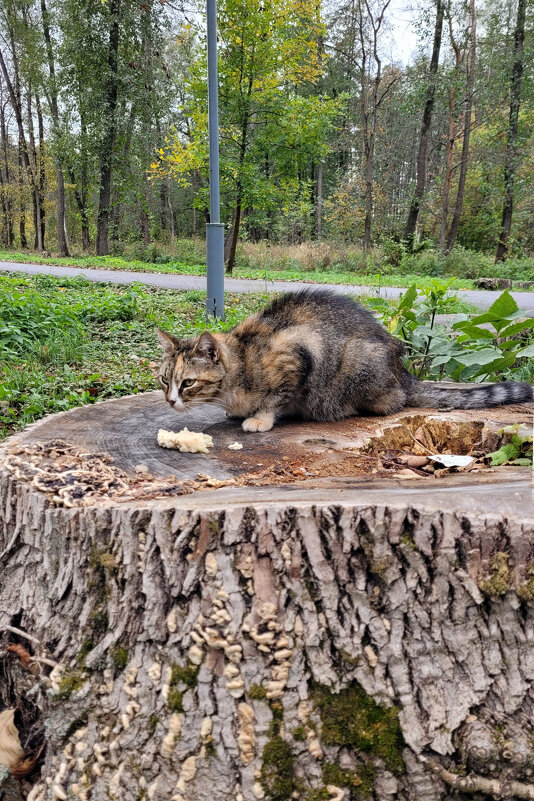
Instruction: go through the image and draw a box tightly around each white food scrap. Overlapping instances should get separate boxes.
[157,428,214,453]
[228,442,243,450]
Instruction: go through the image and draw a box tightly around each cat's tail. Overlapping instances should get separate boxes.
[404,375,533,410]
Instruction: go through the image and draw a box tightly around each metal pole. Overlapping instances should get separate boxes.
[206,0,224,319]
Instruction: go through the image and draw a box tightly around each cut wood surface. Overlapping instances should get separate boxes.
[0,392,533,801]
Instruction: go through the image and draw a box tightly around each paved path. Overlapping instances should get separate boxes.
[1,259,533,313]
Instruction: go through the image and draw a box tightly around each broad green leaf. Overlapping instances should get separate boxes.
[499,318,534,338]
[487,290,518,318]
[456,347,503,367]
[517,344,534,358]
[488,443,520,465]
[454,325,494,340]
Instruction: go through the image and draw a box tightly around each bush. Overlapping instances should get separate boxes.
[380,238,406,269]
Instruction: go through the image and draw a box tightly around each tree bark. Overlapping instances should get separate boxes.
[403,0,444,246]
[446,0,476,254]
[495,0,526,263]
[1,397,533,801]
[1,452,534,801]
[96,0,121,256]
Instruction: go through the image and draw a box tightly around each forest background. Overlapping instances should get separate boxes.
[0,0,532,278]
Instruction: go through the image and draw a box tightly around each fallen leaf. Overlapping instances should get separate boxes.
[0,709,24,770]
[6,644,32,666]
[396,468,423,479]
[397,454,429,468]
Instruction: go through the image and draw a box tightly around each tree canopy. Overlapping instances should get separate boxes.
[0,0,532,265]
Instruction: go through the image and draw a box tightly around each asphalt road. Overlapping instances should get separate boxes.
[1,259,533,313]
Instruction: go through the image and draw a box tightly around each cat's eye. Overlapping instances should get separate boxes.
[182,379,195,388]
[160,376,169,388]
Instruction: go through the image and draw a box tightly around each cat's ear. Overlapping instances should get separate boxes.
[195,331,220,363]
[156,328,179,354]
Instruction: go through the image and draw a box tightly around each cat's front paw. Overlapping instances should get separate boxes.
[242,411,274,432]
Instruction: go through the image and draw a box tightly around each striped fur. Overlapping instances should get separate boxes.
[156,290,533,432]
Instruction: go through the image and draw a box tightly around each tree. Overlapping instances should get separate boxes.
[40,0,69,256]
[153,0,337,272]
[495,0,528,262]
[403,0,444,246]
[445,0,476,253]
[95,0,121,256]
[357,0,395,252]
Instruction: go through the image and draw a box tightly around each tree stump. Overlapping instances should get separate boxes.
[1,392,533,801]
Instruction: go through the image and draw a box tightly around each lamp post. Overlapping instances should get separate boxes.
[205,0,224,319]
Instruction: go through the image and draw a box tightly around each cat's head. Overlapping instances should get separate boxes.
[155,329,226,411]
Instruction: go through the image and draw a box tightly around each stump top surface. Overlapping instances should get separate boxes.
[4,391,533,518]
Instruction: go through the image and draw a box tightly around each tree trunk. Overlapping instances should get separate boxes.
[0,86,14,247]
[225,193,242,274]
[0,397,534,801]
[140,201,151,245]
[439,8,461,257]
[446,0,476,254]
[40,0,70,256]
[439,90,455,256]
[316,162,323,239]
[96,0,121,256]
[403,0,444,245]
[167,181,175,241]
[1,395,533,801]
[17,143,27,249]
[0,29,39,252]
[495,0,526,263]
[26,90,44,252]
[35,95,46,250]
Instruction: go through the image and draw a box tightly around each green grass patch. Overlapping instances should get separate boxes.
[3,241,534,289]
[0,271,268,440]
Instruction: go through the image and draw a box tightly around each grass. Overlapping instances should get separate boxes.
[0,247,476,290]
[0,272,268,440]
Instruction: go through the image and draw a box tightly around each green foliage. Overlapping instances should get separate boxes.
[313,682,405,774]
[487,424,533,466]
[152,0,340,242]
[0,272,265,439]
[369,284,534,382]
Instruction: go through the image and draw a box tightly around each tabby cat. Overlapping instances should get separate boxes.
[156,290,532,432]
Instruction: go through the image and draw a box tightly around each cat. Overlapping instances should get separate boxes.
[155,289,533,432]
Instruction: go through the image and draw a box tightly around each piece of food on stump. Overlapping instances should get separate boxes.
[157,427,214,453]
